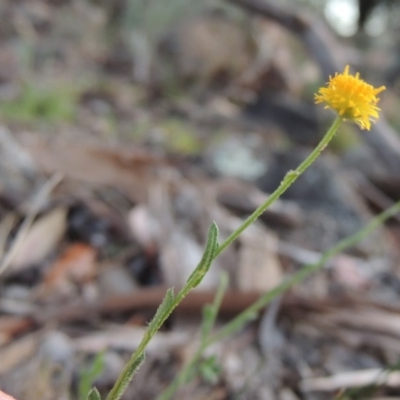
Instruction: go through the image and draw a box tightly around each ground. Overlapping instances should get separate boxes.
[1,1,400,400]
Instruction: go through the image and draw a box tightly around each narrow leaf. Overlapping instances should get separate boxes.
[147,288,175,334]
[79,352,105,400]
[87,388,101,400]
[186,222,219,288]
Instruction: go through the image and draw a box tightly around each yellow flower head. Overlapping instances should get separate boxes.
[315,65,386,130]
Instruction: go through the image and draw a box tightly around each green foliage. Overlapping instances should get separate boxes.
[183,222,219,290]
[87,388,102,400]
[79,352,105,400]
[105,354,145,400]
[88,115,400,400]
[198,355,222,385]
[105,223,219,400]
[0,83,77,123]
[158,272,229,400]
[147,289,176,335]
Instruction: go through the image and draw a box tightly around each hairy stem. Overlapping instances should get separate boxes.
[216,117,342,256]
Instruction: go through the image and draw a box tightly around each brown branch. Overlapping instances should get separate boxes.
[37,288,262,323]
[36,287,366,325]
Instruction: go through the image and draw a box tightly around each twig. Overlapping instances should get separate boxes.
[301,368,400,392]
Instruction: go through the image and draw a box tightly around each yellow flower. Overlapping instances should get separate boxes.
[315,65,386,130]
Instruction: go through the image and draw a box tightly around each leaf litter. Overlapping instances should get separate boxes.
[1,1,400,399]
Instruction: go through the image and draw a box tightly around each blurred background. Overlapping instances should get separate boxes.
[1,0,400,399]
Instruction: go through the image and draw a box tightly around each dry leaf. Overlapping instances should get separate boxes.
[237,225,282,292]
[41,243,97,297]
[21,134,161,202]
[0,316,33,344]
[127,205,159,252]
[331,255,370,290]
[322,308,400,338]
[0,333,39,375]
[10,207,67,272]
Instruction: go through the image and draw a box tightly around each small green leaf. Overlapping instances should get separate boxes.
[79,352,105,400]
[199,356,222,385]
[87,387,101,400]
[186,222,219,288]
[147,288,175,334]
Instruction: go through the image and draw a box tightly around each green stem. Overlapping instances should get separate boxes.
[105,116,343,400]
[106,224,219,400]
[208,198,400,346]
[159,198,400,400]
[216,116,342,257]
[158,273,229,400]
